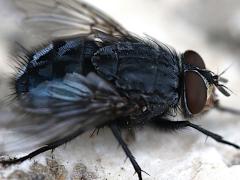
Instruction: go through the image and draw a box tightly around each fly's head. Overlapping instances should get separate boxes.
[181,50,230,117]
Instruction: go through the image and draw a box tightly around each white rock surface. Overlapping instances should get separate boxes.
[0,0,240,180]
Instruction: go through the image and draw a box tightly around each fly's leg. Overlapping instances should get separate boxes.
[124,128,136,144]
[216,105,240,115]
[110,124,149,180]
[150,118,240,149]
[215,101,240,115]
[0,129,84,166]
[89,128,101,137]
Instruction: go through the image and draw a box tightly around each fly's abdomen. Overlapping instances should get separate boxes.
[92,42,181,114]
[15,38,99,94]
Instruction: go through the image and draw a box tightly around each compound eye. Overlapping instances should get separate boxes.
[183,50,206,69]
[183,50,207,114]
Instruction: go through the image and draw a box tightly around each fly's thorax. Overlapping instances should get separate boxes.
[92,41,182,116]
[93,42,181,90]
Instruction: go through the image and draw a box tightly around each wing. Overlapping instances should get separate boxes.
[11,0,136,44]
[0,73,133,153]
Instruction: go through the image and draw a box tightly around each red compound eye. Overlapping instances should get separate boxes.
[183,50,207,114]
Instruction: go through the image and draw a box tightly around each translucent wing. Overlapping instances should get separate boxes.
[0,73,132,153]
[12,0,134,42]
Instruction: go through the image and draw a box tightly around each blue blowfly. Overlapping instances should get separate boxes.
[0,1,240,179]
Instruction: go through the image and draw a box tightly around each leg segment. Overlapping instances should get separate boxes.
[215,103,240,115]
[150,118,240,149]
[0,129,84,166]
[110,124,148,180]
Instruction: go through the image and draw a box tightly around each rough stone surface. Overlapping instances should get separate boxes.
[0,0,240,180]
[5,157,67,180]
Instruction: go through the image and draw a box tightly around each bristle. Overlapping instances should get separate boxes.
[4,41,53,105]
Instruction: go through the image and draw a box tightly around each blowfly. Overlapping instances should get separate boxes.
[0,1,240,180]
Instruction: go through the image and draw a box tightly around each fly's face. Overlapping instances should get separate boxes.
[181,50,229,117]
